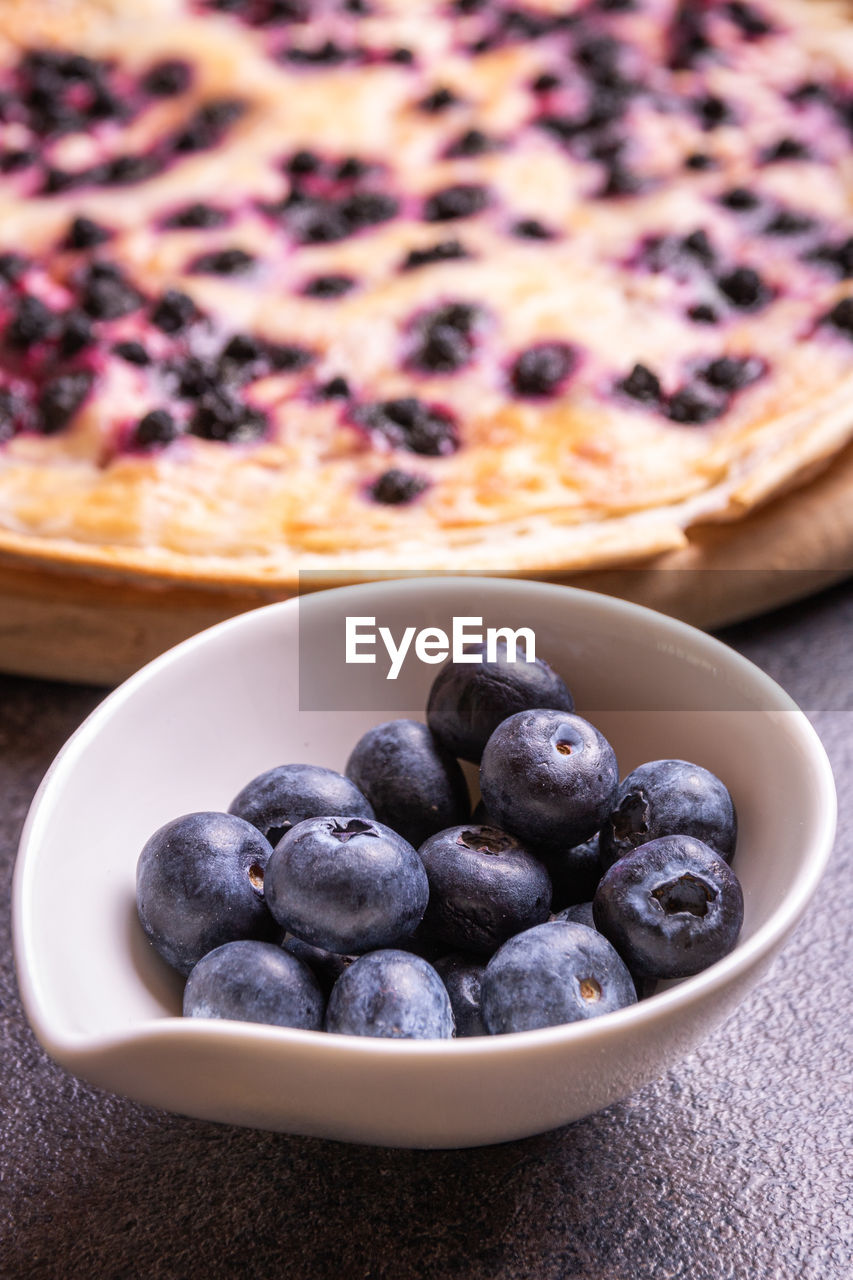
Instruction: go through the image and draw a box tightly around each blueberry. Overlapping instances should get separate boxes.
[37,372,94,434]
[275,193,349,244]
[726,1,772,37]
[79,262,143,319]
[698,355,764,391]
[189,248,255,276]
[6,296,55,348]
[302,274,356,298]
[427,637,573,763]
[170,99,246,153]
[401,240,470,271]
[681,228,716,268]
[551,898,657,998]
[407,302,482,373]
[150,289,198,334]
[762,210,816,237]
[423,183,491,222]
[318,375,350,399]
[598,758,737,869]
[42,167,79,195]
[433,953,486,1036]
[638,232,715,277]
[668,6,712,69]
[617,363,661,404]
[481,921,636,1033]
[718,186,760,211]
[684,152,716,170]
[163,202,230,229]
[87,87,126,124]
[718,266,770,310]
[325,950,455,1039]
[666,383,726,424]
[58,310,94,357]
[445,129,498,158]
[687,303,719,324]
[511,218,555,240]
[113,340,150,365]
[822,298,853,336]
[136,811,279,975]
[593,835,744,978]
[132,408,180,449]
[335,156,371,182]
[64,216,112,250]
[510,342,577,397]
[220,333,264,369]
[286,148,320,175]
[283,40,351,66]
[357,397,459,456]
[189,388,268,443]
[598,161,643,199]
[0,149,36,174]
[788,80,831,105]
[544,833,603,910]
[265,816,429,954]
[369,469,429,505]
[418,824,551,955]
[693,94,734,130]
[172,356,218,399]
[229,762,374,846]
[575,34,625,79]
[480,710,619,852]
[339,191,399,232]
[266,342,315,372]
[761,136,810,163]
[536,114,583,146]
[142,59,193,97]
[281,936,356,999]
[418,86,459,112]
[264,0,314,22]
[95,152,163,186]
[346,719,469,848]
[183,940,324,1029]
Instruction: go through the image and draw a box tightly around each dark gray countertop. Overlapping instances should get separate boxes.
[1,583,852,1280]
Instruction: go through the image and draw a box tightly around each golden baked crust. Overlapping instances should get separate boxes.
[2,0,853,582]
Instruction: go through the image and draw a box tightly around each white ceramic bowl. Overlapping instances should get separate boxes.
[13,578,836,1149]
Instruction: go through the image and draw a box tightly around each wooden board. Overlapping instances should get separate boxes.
[2,440,853,686]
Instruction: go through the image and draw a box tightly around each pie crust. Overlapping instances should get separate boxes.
[1,0,853,584]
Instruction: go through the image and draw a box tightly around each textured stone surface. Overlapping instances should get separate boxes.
[1,584,852,1279]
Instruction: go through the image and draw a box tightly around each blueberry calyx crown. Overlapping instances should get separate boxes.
[651,872,716,917]
[329,817,377,842]
[610,789,650,842]
[578,978,602,1002]
[457,827,514,855]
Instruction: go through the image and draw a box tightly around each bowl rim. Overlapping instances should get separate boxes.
[13,576,838,1065]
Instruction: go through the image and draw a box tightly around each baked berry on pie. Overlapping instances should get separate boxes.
[1,0,853,579]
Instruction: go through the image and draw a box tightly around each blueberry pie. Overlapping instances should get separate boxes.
[2,0,853,579]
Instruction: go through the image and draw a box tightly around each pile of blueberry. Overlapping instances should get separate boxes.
[136,643,743,1039]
